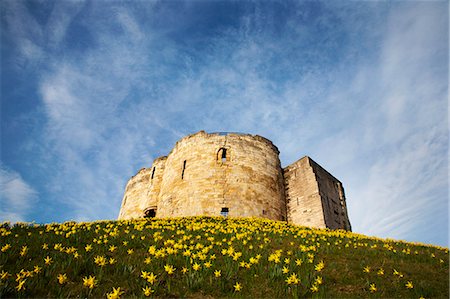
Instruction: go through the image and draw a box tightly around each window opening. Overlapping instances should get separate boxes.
[262,209,266,215]
[181,160,186,179]
[151,167,156,180]
[144,209,156,218]
[220,207,229,217]
[218,148,228,163]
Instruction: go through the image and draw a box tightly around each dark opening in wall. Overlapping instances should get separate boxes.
[144,209,156,218]
[262,209,267,215]
[181,160,186,179]
[151,167,156,180]
[221,207,229,217]
[218,148,228,163]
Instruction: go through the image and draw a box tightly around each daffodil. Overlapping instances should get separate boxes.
[107,287,125,299]
[0,271,10,280]
[369,283,377,293]
[146,272,157,284]
[83,275,97,289]
[94,255,107,266]
[363,266,370,273]
[164,264,175,275]
[85,244,92,252]
[315,260,325,272]
[315,276,323,285]
[1,244,11,252]
[193,263,201,271]
[20,246,28,256]
[57,273,67,284]
[143,286,154,297]
[234,282,242,292]
[16,279,26,291]
[33,265,42,274]
[285,273,299,285]
[44,256,52,265]
[405,281,413,289]
[141,271,149,279]
[214,270,221,277]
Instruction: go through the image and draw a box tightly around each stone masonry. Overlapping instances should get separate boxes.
[118,131,351,230]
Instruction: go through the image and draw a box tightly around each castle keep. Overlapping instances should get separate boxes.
[118,131,351,230]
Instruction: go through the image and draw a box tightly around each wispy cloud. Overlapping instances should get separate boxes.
[0,166,38,222]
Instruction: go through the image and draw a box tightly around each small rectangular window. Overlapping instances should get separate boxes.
[221,207,229,217]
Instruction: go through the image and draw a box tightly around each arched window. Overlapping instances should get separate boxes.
[144,208,156,218]
[217,148,228,163]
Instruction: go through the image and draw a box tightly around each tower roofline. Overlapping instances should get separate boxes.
[168,130,280,156]
[284,156,343,184]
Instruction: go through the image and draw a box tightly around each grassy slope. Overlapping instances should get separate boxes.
[0,216,448,298]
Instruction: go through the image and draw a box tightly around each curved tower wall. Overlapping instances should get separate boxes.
[143,156,166,215]
[118,168,151,219]
[156,131,286,220]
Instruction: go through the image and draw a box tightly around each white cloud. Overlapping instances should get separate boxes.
[0,166,38,222]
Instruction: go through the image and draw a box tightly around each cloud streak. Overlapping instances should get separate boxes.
[0,166,38,222]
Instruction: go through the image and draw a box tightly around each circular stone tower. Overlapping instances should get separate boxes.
[156,131,287,220]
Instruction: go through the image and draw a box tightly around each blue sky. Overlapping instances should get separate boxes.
[1,1,448,247]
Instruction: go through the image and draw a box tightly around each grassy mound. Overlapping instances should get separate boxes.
[0,217,448,298]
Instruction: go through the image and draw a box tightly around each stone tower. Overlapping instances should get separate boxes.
[118,131,351,231]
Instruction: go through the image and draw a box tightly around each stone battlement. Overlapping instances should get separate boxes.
[118,131,351,230]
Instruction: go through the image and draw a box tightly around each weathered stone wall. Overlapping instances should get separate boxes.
[143,156,167,215]
[284,157,351,230]
[156,131,286,220]
[284,157,326,228]
[118,168,151,219]
[309,159,351,230]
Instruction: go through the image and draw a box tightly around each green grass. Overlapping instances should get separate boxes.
[0,216,448,298]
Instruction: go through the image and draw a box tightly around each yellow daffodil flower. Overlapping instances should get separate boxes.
[143,286,154,297]
[106,287,125,299]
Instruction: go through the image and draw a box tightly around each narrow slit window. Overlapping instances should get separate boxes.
[151,167,156,180]
[220,207,229,217]
[181,160,186,179]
